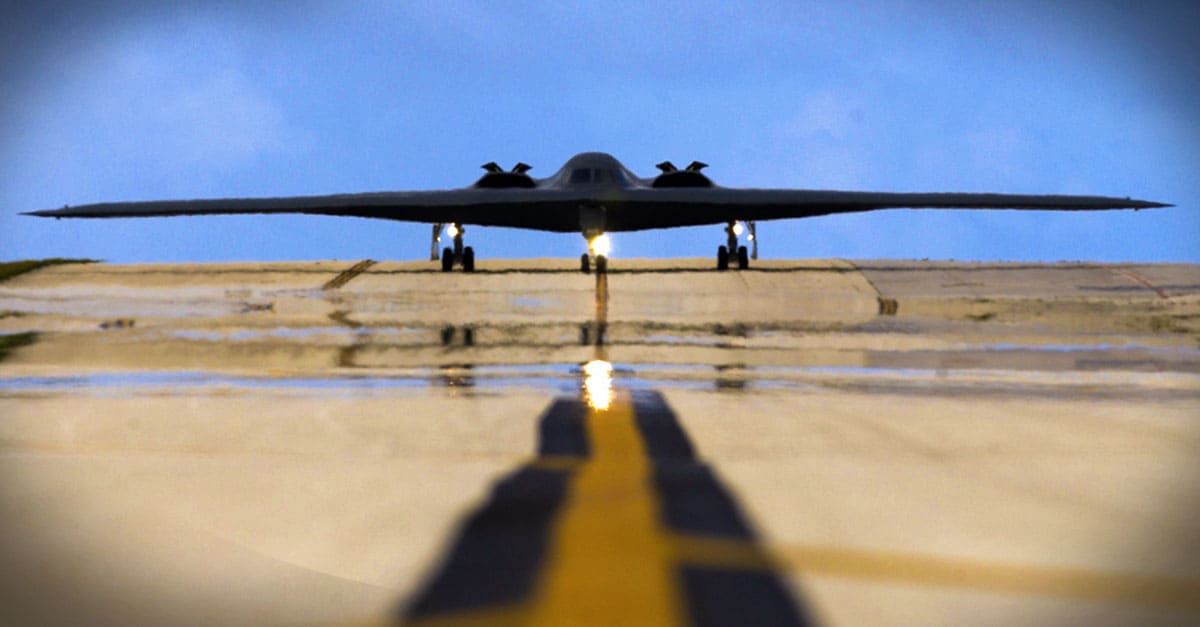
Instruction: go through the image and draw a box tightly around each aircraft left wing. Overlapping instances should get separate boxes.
[601,188,1171,231]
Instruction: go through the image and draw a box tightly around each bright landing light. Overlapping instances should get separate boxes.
[732,222,744,236]
[589,234,612,257]
[583,359,614,411]
[446,224,459,238]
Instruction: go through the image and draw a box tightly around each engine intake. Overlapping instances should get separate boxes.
[652,160,713,188]
[474,162,536,188]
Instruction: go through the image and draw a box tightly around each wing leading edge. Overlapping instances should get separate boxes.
[24,187,1169,233]
[597,188,1171,231]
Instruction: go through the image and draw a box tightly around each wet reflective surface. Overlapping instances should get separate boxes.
[1,258,1199,626]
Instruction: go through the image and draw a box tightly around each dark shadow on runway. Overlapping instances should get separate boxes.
[397,380,813,626]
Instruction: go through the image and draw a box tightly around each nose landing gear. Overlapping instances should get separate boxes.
[580,253,608,274]
[580,233,610,275]
[716,221,750,270]
[438,223,475,272]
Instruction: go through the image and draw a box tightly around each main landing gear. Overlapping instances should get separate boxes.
[716,220,750,270]
[438,223,475,272]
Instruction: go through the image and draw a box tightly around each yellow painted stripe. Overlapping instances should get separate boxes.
[776,543,1200,610]
[525,394,685,626]
[323,259,377,290]
[670,533,778,572]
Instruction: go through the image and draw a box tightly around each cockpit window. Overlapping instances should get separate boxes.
[568,168,623,184]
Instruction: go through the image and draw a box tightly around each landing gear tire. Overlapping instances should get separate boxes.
[441,248,454,272]
[580,253,591,274]
[737,245,749,270]
[462,247,475,272]
[717,245,729,271]
[595,255,607,274]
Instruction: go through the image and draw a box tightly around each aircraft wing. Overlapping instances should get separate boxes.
[24,189,550,225]
[24,189,630,232]
[25,187,1169,234]
[601,188,1171,231]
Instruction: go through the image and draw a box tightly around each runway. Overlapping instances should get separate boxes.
[1,258,1198,626]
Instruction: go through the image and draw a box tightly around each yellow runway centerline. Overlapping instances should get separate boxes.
[526,394,684,626]
[399,390,804,626]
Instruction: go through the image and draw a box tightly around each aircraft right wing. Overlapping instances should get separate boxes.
[24,189,597,232]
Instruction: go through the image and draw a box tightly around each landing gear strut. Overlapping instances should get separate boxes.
[439,223,475,272]
[430,223,444,261]
[716,221,749,270]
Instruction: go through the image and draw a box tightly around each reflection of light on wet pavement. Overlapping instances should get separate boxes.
[582,359,613,411]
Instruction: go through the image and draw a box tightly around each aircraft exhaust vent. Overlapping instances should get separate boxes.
[474,162,536,188]
[652,160,713,188]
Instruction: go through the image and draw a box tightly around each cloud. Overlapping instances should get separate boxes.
[784,90,866,142]
[774,90,872,188]
[142,68,293,166]
[3,15,304,201]
[962,126,1033,185]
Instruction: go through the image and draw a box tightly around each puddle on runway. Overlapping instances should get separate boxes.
[0,364,765,395]
[3,261,1199,396]
[4,360,1196,403]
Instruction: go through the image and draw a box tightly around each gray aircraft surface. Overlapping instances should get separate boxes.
[25,151,1168,273]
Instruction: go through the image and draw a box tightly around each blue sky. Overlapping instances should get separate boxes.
[3,1,1197,263]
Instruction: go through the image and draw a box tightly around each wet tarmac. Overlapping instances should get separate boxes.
[0,257,1198,626]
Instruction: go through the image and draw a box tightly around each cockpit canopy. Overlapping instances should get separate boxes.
[551,152,640,188]
[567,168,627,185]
